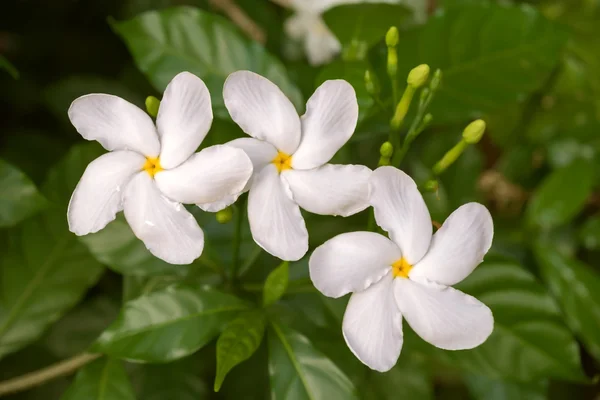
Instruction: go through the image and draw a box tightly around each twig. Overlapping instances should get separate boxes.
[0,353,100,397]
[269,0,292,8]
[209,0,266,44]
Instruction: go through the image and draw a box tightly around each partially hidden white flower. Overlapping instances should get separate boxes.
[213,70,371,261]
[309,166,494,372]
[67,72,253,265]
[285,0,428,66]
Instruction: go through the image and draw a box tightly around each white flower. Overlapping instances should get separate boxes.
[285,0,428,66]
[309,166,494,372]
[67,72,253,265]
[213,70,371,261]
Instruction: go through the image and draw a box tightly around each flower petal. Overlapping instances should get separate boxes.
[68,94,159,157]
[309,231,400,298]
[68,151,145,236]
[394,278,494,350]
[247,165,308,261]
[291,80,358,170]
[283,164,370,217]
[123,172,204,264]
[156,72,213,169]
[369,166,432,264]
[155,145,252,205]
[223,71,301,154]
[410,203,494,286]
[343,274,403,372]
[197,195,240,213]
[227,137,278,188]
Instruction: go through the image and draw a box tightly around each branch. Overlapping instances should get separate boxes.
[0,353,100,397]
[269,0,292,8]
[209,0,266,44]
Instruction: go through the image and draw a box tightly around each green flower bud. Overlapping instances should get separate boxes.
[216,207,233,224]
[364,70,379,96]
[407,64,430,88]
[423,179,439,192]
[145,96,160,118]
[462,119,486,144]
[422,113,433,126]
[380,141,394,158]
[385,26,399,48]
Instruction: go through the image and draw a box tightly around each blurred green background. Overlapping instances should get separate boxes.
[1,0,600,399]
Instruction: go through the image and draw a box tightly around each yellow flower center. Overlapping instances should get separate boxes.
[272,151,293,173]
[392,257,413,279]
[143,156,163,178]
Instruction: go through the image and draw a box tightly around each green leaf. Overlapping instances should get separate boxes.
[215,309,266,391]
[534,240,600,362]
[263,261,289,307]
[363,354,433,400]
[436,260,585,382]
[93,285,248,362]
[578,214,600,250]
[0,159,46,227]
[0,55,19,79]
[393,2,567,123]
[323,3,411,50]
[112,6,303,118]
[268,322,358,400]
[61,358,135,400]
[526,159,595,229]
[464,375,547,400]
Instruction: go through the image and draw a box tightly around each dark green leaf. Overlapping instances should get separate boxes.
[0,159,46,227]
[393,2,567,123]
[578,215,600,250]
[61,358,135,400]
[268,322,358,400]
[323,3,411,50]
[364,354,433,400]
[215,309,266,391]
[112,7,303,118]
[526,159,595,229]
[263,261,289,307]
[464,375,547,400]
[534,240,600,362]
[436,260,586,382]
[0,55,19,79]
[93,286,248,362]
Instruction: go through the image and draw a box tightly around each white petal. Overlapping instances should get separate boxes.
[291,80,358,170]
[247,165,308,261]
[68,151,145,236]
[123,172,204,265]
[343,274,403,372]
[303,18,342,66]
[197,194,240,213]
[410,203,494,286]
[155,145,252,205]
[156,72,213,169]
[223,71,301,154]
[369,166,432,265]
[283,164,370,217]
[227,137,278,190]
[309,231,400,298]
[394,278,494,350]
[68,94,159,157]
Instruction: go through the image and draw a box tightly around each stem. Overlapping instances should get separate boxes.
[392,89,434,166]
[236,246,262,278]
[231,199,246,280]
[0,353,100,396]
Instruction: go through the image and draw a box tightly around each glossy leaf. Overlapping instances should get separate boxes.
[464,375,547,400]
[534,240,600,362]
[112,7,303,118]
[393,2,567,123]
[364,354,433,400]
[0,159,46,227]
[578,215,600,250]
[526,159,595,229]
[436,260,586,382]
[132,357,209,400]
[323,3,411,49]
[93,285,248,362]
[61,358,135,400]
[215,309,266,391]
[268,322,358,400]
[263,261,289,307]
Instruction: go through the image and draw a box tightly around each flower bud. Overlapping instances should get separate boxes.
[216,207,233,224]
[364,70,379,97]
[422,113,433,126]
[380,141,394,158]
[145,96,160,118]
[462,119,486,144]
[407,64,430,88]
[423,179,439,192]
[385,26,399,48]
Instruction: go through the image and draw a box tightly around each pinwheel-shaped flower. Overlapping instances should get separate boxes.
[309,166,494,371]
[216,71,371,261]
[67,72,253,264]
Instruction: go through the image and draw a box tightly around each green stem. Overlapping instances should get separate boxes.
[231,198,246,280]
[391,90,434,167]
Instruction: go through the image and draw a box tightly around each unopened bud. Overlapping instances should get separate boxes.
[462,119,486,144]
[380,141,394,158]
[364,70,379,96]
[385,27,399,48]
[145,96,160,118]
[407,64,430,88]
[422,113,433,126]
[423,179,439,192]
[216,207,233,224]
